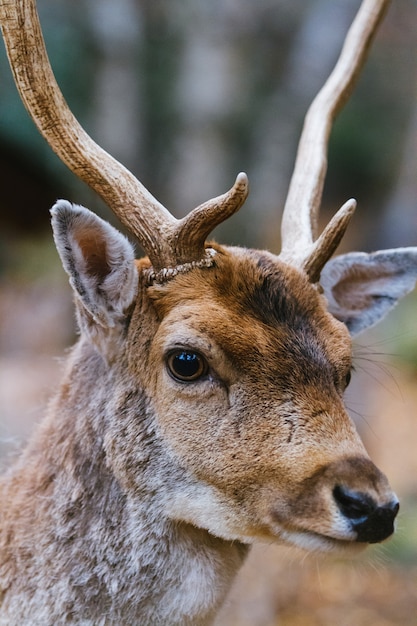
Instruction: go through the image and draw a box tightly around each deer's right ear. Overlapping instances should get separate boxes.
[51,200,138,329]
[320,248,417,337]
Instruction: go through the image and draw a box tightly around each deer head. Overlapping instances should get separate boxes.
[1,0,416,588]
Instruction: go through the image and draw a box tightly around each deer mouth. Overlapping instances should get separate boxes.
[267,457,400,552]
[272,497,399,553]
[278,527,366,554]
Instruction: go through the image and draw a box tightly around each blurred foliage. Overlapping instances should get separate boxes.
[0,235,64,283]
[374,290,417,374]
[384,495,417,566]
[0,0,93,182]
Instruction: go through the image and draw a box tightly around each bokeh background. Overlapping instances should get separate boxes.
[1,1,417,624]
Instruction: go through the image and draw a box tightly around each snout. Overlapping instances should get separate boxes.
[271,455,400,550]
[333,484,399,543]
[324,456,399,544]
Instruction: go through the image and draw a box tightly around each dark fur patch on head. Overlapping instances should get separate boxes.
[240,252,317,329]
[208,250,340,387]
[148,246,351,391]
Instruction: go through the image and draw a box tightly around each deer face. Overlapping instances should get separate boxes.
[52,204,413,552]
[132,246,398,551]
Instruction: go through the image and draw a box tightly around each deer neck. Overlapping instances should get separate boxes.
[0,337,248,624]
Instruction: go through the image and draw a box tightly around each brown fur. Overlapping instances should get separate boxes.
[0,240,401,624]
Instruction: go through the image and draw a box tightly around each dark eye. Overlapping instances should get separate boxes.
[166,350,208,382]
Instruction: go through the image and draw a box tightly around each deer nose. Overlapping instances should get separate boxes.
[333,485,399,543]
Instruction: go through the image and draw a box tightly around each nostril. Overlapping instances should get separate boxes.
[333,485,375,522]
[333,486,400,543]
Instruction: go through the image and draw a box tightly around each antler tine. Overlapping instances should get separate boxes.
[1,0,248,272]
[0,0,179,269]
[175,173,249,261]
[303,199,357,283]
[280,0,391,275]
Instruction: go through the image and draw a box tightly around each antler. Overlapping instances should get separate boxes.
[0,0,248,271]
[1,0,390,278]
[279,0,391,281]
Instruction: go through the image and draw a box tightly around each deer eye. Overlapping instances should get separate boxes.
[166,350,208,382]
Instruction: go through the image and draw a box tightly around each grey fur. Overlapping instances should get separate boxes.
[1,205,416,624]
[321,248,417,336]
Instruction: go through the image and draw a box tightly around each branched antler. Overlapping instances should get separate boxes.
[279,0,391,279]
[1,0,390,279]
[0,0,248,271]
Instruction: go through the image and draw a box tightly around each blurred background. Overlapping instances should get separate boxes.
[1,0,417,624]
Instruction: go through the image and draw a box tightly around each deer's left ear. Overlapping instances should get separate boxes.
[320,249,417,337]
[51,200,138,329]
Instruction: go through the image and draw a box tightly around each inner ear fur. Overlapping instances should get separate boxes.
[51,200,138,329]
[320,248,417,336]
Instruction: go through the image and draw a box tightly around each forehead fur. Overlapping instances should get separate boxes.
[147,245,352,376]
[147,246,327,327]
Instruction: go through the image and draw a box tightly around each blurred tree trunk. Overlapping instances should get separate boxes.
[376,83,417,249]
[163,0,363,250]
[248,0,362,250]
[165,1,250,216]
[85,0,143,172]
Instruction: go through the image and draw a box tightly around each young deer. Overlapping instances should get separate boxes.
[1,0,416,624]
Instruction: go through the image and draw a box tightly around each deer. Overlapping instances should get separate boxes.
[1,0,416,624]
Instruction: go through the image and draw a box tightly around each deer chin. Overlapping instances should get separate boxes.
[165,487,363,554]
[263,499,398,553]
[224,515,367,554]
[179,515,365,556]
[277,527,366,554]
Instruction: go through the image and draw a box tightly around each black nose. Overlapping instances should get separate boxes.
[333,485,399,543]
